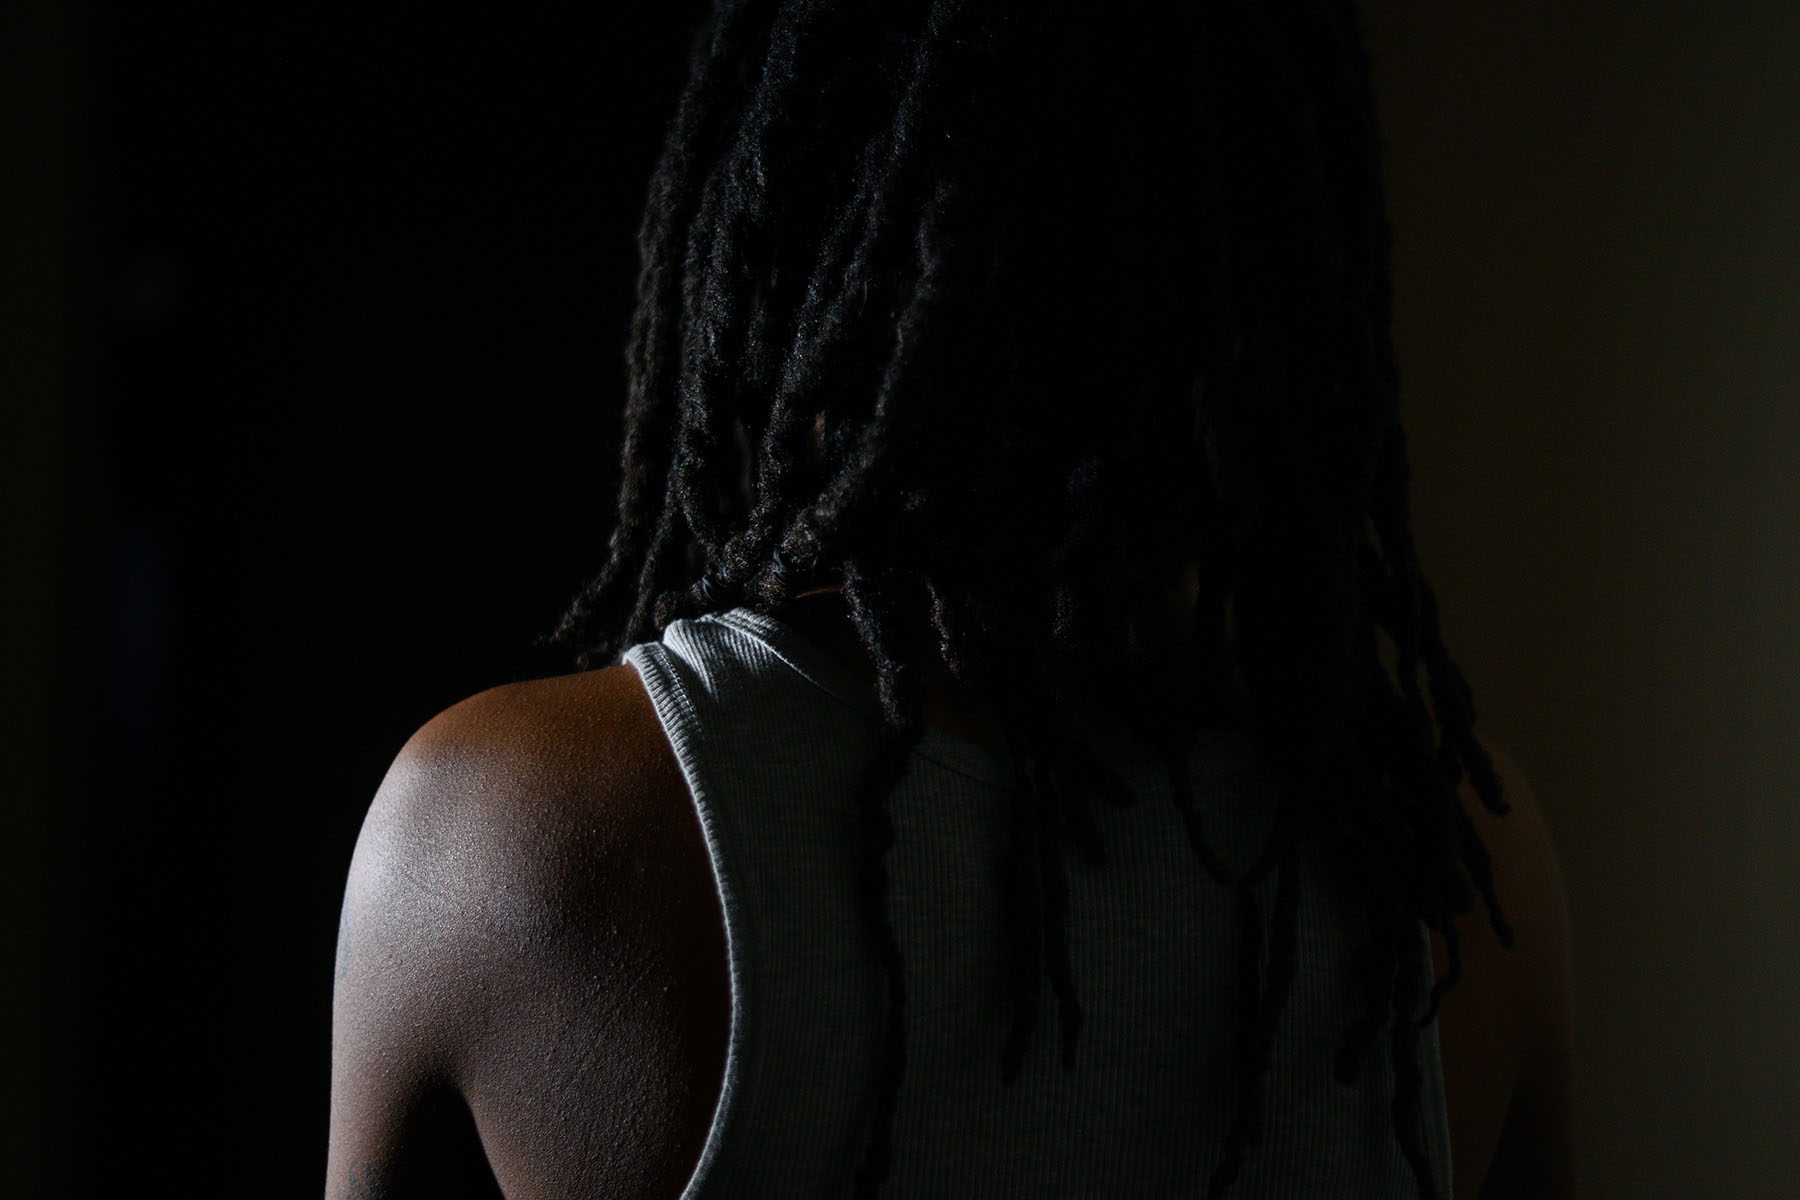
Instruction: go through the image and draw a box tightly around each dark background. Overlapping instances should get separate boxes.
[5,2,706,1191]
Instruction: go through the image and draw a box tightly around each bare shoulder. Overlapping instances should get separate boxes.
[352,659,715,1042]
[345,664,686,989]
[392,663,672,827]
[1458,738,1574,1053]
[1432,735,1577,1200]
[331,664,727,1199]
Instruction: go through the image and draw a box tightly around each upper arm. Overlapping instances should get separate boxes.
[327,711,508,1198]
[326,671,726,1200]
[1472,741,1577,1199]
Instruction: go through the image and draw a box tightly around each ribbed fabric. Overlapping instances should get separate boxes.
[622,607,1453,1199]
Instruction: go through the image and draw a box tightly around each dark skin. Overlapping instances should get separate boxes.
[327,586,1574,1198]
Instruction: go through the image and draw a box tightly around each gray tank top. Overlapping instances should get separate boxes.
[622,607,1453,1198]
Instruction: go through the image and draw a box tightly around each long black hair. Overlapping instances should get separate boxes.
[550,2,1516,1195]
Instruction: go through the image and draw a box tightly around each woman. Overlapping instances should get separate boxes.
[327,1,1575,1196]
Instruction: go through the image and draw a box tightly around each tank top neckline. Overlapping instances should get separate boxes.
[698,606,1259,793]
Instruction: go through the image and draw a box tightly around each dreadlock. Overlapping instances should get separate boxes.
[550,1,1517,1195]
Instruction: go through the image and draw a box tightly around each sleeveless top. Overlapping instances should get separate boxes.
[621,607,1454,1198]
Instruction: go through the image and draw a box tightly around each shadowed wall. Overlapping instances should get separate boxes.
[1367,3,1800,1195]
